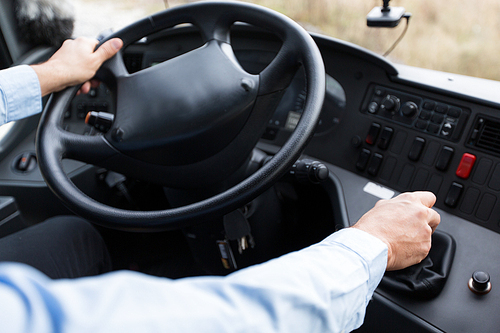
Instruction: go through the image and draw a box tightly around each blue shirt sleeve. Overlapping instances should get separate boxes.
[0,65,42,125]
[0,228,387,333]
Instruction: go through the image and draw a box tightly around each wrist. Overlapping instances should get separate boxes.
[351,224,392,270]
[30,60,68,96]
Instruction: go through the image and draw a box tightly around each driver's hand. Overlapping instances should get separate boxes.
[31,37,123,96]
[77,79,100,96]
[352,191,440,271]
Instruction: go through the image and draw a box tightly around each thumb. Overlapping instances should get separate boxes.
[94,38,123,64]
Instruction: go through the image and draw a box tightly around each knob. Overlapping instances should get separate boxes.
[85,111,114,133]
[468,270,492,295]
[380,95,400,113]
[291,159,329,184]
[14,152,36,172]
[368,101,379,114]
[401,101,418,118]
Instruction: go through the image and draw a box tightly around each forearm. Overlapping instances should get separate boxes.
[0,65,42,125]
[0,228,387,333]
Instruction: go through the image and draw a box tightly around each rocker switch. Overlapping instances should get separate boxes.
[368,153,383,176]
[366,123,381,145]
[436,146,454,171]
[456,153,476,179]
[408,137,425,161]
[378,127,394,150]
[356,149,371,171]
[445,182,463,207]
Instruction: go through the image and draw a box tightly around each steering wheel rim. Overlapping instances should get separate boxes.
[36,1,325,231]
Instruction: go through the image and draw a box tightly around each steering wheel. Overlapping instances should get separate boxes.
[36,1,325,231]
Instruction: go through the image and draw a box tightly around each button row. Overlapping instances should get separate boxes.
[473,160,500,192]
[366,85,469,142]
[406,137,477,179]
[365,123,394,150]
[356,149,383,176]
[444,182,497,221]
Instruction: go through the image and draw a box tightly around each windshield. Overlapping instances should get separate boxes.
[73,0,499,81]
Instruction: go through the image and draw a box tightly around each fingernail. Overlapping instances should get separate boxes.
[111,39,123,50]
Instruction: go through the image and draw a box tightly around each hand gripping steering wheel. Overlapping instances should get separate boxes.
[36,1,325,231]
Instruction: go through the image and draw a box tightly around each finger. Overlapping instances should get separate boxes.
[413,191,437,208]
[73,37,98,51]
[90,79,100,88]
[94,38,123,63]
[77,81,91,95]
[427,208,441,232]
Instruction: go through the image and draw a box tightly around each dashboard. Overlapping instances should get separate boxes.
[54,24,500,332]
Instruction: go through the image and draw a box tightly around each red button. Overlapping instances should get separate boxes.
[456,153,476,179]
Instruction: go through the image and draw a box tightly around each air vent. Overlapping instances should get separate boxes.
[468,116,500,156]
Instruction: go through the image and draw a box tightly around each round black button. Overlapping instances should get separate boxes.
[311,163,329,182]
[401,101,418,118]
[382,98,395,110]
[351,135,362,147]
[473,271,490,289]
[469,270,492,294]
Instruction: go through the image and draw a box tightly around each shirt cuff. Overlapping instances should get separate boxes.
[0,65,42,124]
[320,228,388,294]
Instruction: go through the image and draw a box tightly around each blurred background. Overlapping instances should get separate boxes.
[73,0,500,81]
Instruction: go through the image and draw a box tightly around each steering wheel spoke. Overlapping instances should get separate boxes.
[259,43,301,95]
[95,50,129,84]
[37,88,118,165]
[59,131,117,164]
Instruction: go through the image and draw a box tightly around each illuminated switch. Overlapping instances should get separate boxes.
[365,123,381,145]
[456,153,476,179]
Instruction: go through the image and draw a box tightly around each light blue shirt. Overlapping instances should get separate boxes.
[0,228,387,333]
[0,65,42,125]
[0,65,388,332]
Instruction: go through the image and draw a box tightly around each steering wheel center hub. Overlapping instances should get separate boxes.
[108,40,259,166]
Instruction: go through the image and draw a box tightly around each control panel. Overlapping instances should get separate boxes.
[62,84,115,135]
[329,84,500,235]
[363,85,470,142]
[351,116,500,233]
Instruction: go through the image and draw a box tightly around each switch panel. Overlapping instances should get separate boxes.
[363,85,470,142]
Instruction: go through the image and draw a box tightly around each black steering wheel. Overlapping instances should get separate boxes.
[36,1,325,231]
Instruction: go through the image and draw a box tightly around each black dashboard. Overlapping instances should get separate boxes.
[34,24,500,331]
